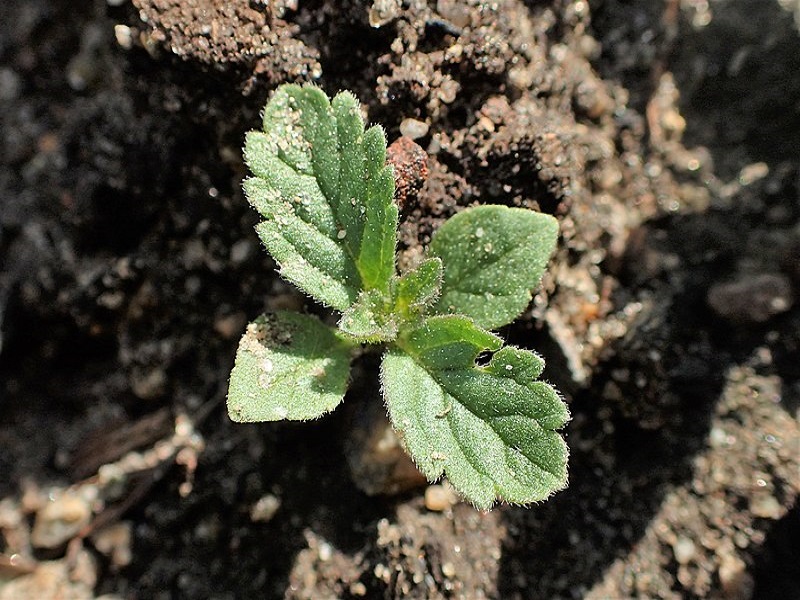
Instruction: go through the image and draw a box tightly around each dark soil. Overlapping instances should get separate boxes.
[1,0,799,598]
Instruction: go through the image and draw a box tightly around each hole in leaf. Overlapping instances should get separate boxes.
[475,350,493,367]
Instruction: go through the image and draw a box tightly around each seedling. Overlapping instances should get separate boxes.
[227,84,569,508]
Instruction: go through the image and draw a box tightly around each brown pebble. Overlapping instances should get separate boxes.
[386,136,429,211]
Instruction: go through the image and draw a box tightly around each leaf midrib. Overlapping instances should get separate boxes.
[272,151,364,291]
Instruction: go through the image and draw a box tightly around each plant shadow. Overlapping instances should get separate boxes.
[498,178,798,594]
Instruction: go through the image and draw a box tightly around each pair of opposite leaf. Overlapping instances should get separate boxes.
[227,84,569,509]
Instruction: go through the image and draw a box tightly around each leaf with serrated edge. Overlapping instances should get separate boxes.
[228,311,352,422]
[243,85,398,311]
[430,205,558,330]
[381,315,569,508]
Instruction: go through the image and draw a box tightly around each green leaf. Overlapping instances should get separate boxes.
[227,311,353,422]
[244,84,398,311]
[382,315,569,508]
[429,205,559,330]
[393,257,443,319]
[339,289,398,342]
[339,258,443,343]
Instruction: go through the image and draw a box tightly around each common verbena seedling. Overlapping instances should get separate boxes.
[227,84,569,508]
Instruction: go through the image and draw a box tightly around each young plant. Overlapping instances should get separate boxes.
[227,84,569,508]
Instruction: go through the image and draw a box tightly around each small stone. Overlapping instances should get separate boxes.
[441,561,456,578]
[91,522,133,568]
[317,541,332,562]
[114,24,133,49]
[437,77,459,104]
[386,136,429,210]
[31,492,92,549]
[399,118,430,140]
[130,367,167,400]
[718,553,753,599]
[738,162,769,186]
[97,290,125,310]
[350,582,367,596]
[709,427,728,447]
[424,484,456,511]
[660,109,686,136]
[477,116,495,133]
[21,482,45,513]
[446,43,464,60]
[369,0,401,27]
[673,536,696,564]
[0,498,23,529]
[508,65,534,90]
[750,494,782,519]
[230,239,252,264]
[436,0,471,28]
[214,312,247,340]
[250,494,281,522]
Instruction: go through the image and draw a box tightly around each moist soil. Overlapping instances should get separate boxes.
[1,1,799,598]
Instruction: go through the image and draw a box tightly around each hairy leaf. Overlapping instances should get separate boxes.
[228,312,352,422]
[382,315,569,508]
[244,85,398,310]
[430,205,559,330]
[339,258,443,343]
[393,257,443,320]
[339,289,398,342]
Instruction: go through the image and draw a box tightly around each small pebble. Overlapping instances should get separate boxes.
[214,312,246,340]
[350,582,367,596]
[130,367,167,400]
[114,25,133,50]
[230,239,252,264]
[436,0,471,28]
[386,136,429,210]
[738,162,769,186]
[369,0,401,27]
[317,541,332,562]
[673,536,696,564]
[250,494,281,522]
[750,495,782,519]
[91,522,133,567]
[399,118,430,140]
[424,484,456,511]
[31,492,92,549]
[718,553,752,599]
[441,561,456,578]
